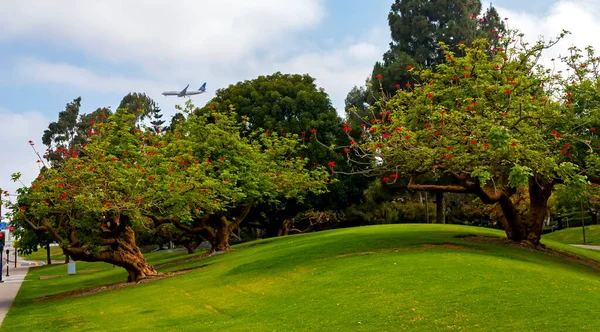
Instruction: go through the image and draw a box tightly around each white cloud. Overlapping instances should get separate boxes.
[0,108,50,216]
[497,0,600,70]
[0,0,326,66]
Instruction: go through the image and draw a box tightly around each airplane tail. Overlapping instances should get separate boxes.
[199,82,206,91]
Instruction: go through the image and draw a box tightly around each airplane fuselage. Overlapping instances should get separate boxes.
[162,83,207,97]
[161,91,205,97]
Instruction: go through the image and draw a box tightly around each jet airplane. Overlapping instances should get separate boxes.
[162,82,206,97]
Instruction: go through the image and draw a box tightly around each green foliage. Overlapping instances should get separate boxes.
[8,100,330,269]
[350,29,598,190]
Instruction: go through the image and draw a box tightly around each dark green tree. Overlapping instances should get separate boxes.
[118,92,157,123]
[199,72,370,234]
[347,0,505,119]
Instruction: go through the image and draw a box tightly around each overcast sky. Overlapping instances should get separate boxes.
[2,0,600,216]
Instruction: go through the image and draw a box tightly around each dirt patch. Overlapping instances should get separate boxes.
[460,236,600,272]
[34,265,207,302]
[335,244,477,258]
[40,275,63,280]
[154,250,227,268]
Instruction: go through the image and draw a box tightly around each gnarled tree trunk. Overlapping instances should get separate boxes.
[183,238,201,254]
[408,175,555,246]
[67,226,157,282]
[498,179,553,245]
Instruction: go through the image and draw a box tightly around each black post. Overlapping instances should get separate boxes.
[0,246,3,283]
[14,250,16,268]
[5,249,9,277]
[581,200,587,245]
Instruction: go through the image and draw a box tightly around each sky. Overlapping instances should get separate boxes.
[1,0,599,216]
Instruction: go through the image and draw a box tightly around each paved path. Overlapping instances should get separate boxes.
[570,244,600,251]
[0,257,36,327]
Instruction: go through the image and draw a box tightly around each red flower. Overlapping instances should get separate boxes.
[36,160,41,163]
[61,193,68,198]
[405,135,411,140]
[505,89,512,94]
[390,174,398,179]
[458,41,465,45]
[148,176,155,181]
[395,127,402,132]
[350,140,357,145]
[90,121,95,125]
[382,133,390,139]
[511,142,518,147]
[564,143,572,149]
[395,83,401,89]
[382,177,390,182]
[376,74,383,80]
[327,161,336,169]
[560,149,568,155]
[502,113,509,117]
[491,29,497,34]
[19,206,26,211]
[447,56,453,61]
[206,160,211,165]
[405,83,411,88]
[311,128,317,133]
[28,140,34,146]
[446,147,453,151]
[483,142,490,147]
[424,123,431,127]
[427,93,434,99]
[435,131,441,136]
[591,127,597,132]
[406,65,413,70]
[470,140,477,145]
[343,148,350,153]
[219,157,225,162]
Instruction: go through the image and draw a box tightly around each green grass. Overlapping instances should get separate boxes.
[4,224,600,331]
[22,246,65,262]
[544,225,600,245]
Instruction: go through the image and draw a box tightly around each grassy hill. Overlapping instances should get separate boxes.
[544,225,600,245]
[4,224,600,331]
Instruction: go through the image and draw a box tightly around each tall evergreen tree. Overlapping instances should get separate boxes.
[346,0,505,122]
[345,0,504,224]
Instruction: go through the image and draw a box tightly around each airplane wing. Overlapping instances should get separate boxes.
[180,84,190,95]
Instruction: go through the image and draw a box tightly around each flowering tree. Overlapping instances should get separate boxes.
[10,110,158,282]
[344,29,599,245]
[143,101,331,252]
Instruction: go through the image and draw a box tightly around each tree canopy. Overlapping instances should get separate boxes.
[344,29,599,244]
[9,101,330,282]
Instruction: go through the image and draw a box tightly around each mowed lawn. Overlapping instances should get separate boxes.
[544,225,600,245]
[3,224,600,331]
[22,246,66,263]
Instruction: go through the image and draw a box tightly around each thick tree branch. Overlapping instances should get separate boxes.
[408,177,469,193]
